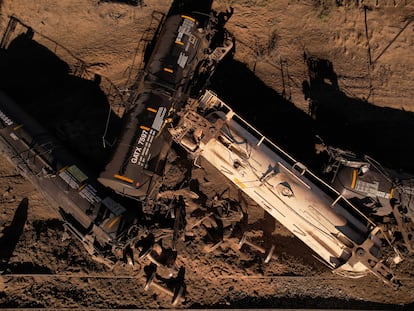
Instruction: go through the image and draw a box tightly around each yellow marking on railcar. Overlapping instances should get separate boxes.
[181,15,195,22]
[389,188,395,199]
[59,166,69,173]
[163,67,174,73]
[147,107,157,113]
[351,169,357,189]
[12,124,24,130]
[175,40,184,45]
[140,125,151,132]
[114,174,133,183]
[107,215,121,229]
[234,177,246,189]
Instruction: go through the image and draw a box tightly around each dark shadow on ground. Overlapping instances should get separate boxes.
[0,33,123,173]
[167,0,214,17]
[0,198,28,268]
[98,0,145,6]
[304,55,414,175]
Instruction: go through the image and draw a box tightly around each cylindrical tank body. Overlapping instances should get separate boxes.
[98,90,173,198]
[195,108,383,277]
[98,13,209,199]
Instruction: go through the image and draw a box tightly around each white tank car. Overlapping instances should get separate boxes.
[170,90,402,287]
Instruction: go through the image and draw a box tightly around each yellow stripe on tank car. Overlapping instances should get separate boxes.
[13,124,24,131]
[59,166,69,173]
[147,107,157,113]
[107,215,121,229]
[163,67,174,73]
[234,177,246,189]
[181,15,195,23]
[389,188,395,199]
[175,40,184,46]
[114,174,133,184]
[351,168,357,189]
[140,125,151,132]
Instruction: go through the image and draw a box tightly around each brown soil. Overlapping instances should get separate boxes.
[1,0,414,309]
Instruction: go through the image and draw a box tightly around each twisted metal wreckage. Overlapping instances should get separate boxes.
[0,6,413,306]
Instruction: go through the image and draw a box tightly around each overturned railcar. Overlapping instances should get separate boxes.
[97,90,174,199]
[0,91,132,266]
[319,145,414,253]
[98,13,233,199]
[170,90,402,287]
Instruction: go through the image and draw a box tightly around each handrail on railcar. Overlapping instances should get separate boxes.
[201,89,381,231]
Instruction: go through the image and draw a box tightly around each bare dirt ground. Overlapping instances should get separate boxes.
[1,0,414,309]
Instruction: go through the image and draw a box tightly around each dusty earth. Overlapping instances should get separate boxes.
[1,0,414,309]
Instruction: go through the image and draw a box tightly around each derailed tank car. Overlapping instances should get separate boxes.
[170,90,403,288]
[317,144,414,254]
[98,12,234,199]
[97,91,174,198]
[0,91,132,267]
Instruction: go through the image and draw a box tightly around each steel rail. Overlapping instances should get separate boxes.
[2,272,413,282]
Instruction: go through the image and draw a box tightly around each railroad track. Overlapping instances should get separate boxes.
[2,272,413,282]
